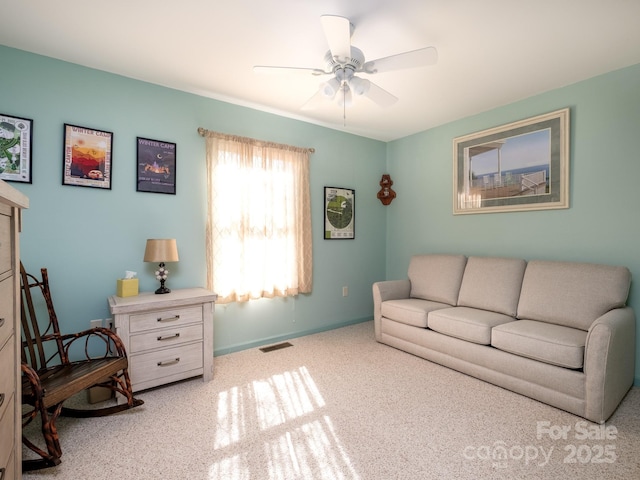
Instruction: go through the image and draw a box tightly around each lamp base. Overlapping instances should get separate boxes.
[154,263,171,294]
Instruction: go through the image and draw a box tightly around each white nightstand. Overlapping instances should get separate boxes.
[108,288,216,402]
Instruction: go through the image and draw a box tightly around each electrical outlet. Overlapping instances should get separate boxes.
[90,319,102,329]
[342,286,348,297]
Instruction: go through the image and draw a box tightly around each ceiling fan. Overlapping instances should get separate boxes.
[253,15,438,112]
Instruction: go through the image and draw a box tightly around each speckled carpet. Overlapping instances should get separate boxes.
[22,321,640,479]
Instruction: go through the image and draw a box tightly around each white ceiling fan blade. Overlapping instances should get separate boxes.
[253,65,329,76]
[320,15,352,63]
[301,89,327,111]
[363,81,398,108]
[363,47,438,74]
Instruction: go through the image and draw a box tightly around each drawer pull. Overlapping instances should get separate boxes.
[0,466,5,480]
[0,317,4,328]
[0,393,4,408]
[157,358,180,367]
[157,333,180,341]
[157,315,180,323]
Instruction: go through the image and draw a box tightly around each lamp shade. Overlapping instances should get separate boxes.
[143,239,179,263]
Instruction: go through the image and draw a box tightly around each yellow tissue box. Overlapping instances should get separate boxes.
[116,278,139,297]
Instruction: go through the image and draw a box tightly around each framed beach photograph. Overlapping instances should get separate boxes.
[136,137,176,194]
[0,113,33,183]
[453,108,569,214]
[324,186,355,239]
[62,123,113,189]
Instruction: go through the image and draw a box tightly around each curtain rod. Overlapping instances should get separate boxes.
[197,127,315,154]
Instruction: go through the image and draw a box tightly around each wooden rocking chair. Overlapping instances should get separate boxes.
[20,263,144,471]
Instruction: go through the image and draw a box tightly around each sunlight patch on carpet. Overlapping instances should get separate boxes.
[210,366,360,479]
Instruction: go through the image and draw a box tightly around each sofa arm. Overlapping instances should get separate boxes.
[372,280,411,341]
[584,306,636,423]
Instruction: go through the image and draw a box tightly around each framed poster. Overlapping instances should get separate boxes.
[0,113,33,183]
[453,108,569,214]
[324,186,354,239]
[62,123,113,189]
[136,137,176,194]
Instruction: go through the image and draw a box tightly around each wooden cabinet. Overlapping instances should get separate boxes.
[108,288,216,402]
[0,180,28,480]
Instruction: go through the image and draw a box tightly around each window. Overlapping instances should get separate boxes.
[203,131,313,303]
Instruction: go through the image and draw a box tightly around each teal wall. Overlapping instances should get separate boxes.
[0,46,387,354]
[3,45,639,384]
[386,62,640,384]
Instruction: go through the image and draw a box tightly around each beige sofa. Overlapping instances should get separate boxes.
[373,254,635,423]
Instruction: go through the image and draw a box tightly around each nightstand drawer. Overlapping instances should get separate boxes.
[130,324,203,354]
[0,394,14,469]
[130,342,203,386]
[0,279,13,350]
[129,305,203,333]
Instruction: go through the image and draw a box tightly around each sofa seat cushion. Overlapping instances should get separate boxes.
[492,320,587,369]
[381,298,451,328]
[428,307,515,345]
[408,254,467,305]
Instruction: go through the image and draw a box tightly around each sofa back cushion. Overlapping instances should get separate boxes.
[457,256,526,317]
[517,260,631,330]
[408,254,467,305]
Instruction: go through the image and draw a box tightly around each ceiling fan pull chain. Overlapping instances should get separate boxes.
[343,93,347,126]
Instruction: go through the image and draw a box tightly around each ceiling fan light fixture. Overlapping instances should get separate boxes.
[349,76,370,96]
[322,77,341,98]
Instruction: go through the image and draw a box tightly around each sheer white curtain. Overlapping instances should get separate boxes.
[202,130,313,303]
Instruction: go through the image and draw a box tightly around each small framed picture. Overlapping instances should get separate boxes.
[62,123,113,189]
[0,113,33,183]
[324,186,355,239]
[136,137,176,194]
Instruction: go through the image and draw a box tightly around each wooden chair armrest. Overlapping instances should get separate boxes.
[21,362,42,388]
[21,362,46,405]
[58,327,129,361]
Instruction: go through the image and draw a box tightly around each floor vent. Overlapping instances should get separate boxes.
[259,342,293,353]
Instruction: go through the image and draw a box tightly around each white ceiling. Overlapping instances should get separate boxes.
[2,0,640,142]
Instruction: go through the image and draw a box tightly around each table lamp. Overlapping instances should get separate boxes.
[143,239,179,294]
